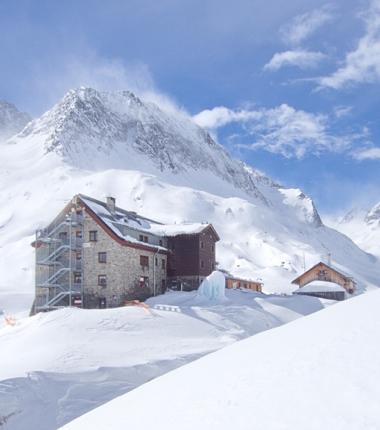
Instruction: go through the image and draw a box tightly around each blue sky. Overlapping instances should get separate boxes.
[1,0,379,214]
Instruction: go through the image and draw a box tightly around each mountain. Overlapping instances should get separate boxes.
[331,203,380,258]
[59,288,380,430]
[0,100,31,141]
[1,87,379,313]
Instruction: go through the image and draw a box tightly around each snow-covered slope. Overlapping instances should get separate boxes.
[0,289,328,429]
[0,88,379,313]
[0,100,31,141]
[60,289,380,430]
[330,203,380,258]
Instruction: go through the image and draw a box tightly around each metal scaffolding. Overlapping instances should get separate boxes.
[34,208,84,312]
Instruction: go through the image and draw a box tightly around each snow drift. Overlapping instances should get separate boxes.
[60,289,380,430]
[0,289,328,429]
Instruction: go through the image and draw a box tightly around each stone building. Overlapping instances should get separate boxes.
[32,194,219,313]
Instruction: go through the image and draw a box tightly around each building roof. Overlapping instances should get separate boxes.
[294,280,346,294]
[291,261,354,285]
[225,275,263,285]
[76,194,219,250]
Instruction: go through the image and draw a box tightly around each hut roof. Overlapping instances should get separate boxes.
[294,280,346,294]
[291,261,354,285]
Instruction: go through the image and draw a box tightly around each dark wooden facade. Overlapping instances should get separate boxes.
[295,290,345,301]
[167,225,219,291]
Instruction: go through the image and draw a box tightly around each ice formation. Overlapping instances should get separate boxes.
[197,271,226,301]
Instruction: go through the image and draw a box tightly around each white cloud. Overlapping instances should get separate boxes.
[192,106,260,129]
[193,104,366,159]
[263,50,326,71]
[333,105,353,119]
[352,147,380,160]
[319,0,380,89]
[30,52,182,116]
[280,5,335,46]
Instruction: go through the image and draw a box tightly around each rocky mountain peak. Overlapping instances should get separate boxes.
[365,202,380,225]
[9,87,324,226]
[0,100,31,141]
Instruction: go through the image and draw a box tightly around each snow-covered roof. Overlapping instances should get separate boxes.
[147,223,209,237]
[78,194,215,248]
[294,280,346,294]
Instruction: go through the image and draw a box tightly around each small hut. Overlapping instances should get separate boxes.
[225,276,263,292]
[291,261,356,301]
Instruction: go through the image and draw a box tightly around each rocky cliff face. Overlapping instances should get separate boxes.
[10,87,323,226]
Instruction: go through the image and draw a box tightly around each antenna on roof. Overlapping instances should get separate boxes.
[327,253,332,266]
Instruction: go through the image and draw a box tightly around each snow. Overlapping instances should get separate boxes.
[79,193,209,242]
[0,289,329,429]
[294,280,346,293]
[0,100,31,141]
[196,271,226,301]
[60,289,380,430]
[328,203,380,259]
[147,222,208,236]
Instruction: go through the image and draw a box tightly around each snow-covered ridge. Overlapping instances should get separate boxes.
[0,100,31,141]
[14,87,268,202]
[329,202,380,258]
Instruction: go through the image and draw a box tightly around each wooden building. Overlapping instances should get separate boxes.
[292,261,356,301]
[166,225,220,291]
[225,276,263,292]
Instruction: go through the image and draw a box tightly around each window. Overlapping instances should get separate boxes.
[144,236,148,243]
[98,252,107,263]
[76,230,82,238]
[155,257,158,266]
[89,230,98,242]
[98,275,107,287]
[140,255,149,267]
[161,279,166,292]
[76,251,82,260]
[139,234,144,242]
[200,260,204,269]
[162,259,166,270]
[139,276,149,288]
[58,231,68,240]
[74,272,82,284]
[211,245,214,252]
[200,241,204,249]
[317,270,328,280]
[159,239,163,246]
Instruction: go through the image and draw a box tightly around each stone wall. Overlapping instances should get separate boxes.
[82,213,167,308]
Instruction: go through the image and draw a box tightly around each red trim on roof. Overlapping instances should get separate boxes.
[79,198,168,255]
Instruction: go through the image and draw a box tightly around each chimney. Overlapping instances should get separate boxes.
[106,196,116,214]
